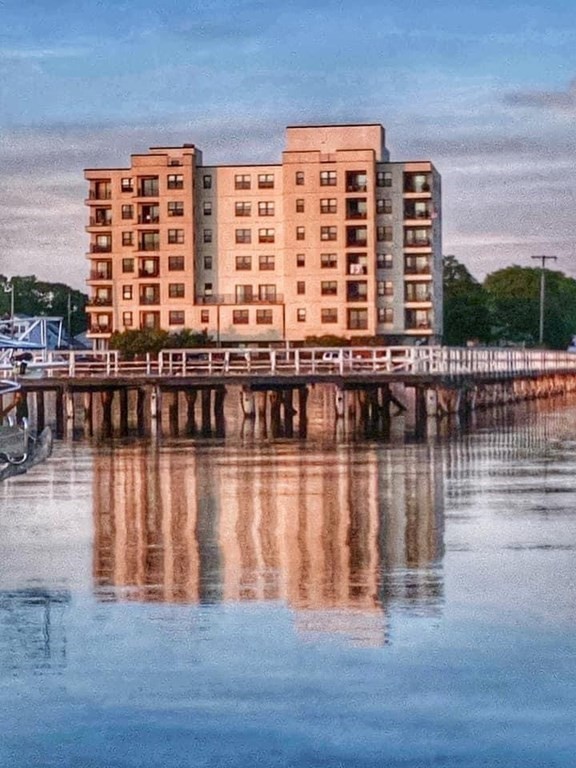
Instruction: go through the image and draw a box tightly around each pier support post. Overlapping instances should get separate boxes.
[184,389,197,433]
[214,387,226,436]
[55,388,64,439]
[101,390,114,438]
[335,388,346,419]
[83,392,93,436]
[298,386,308,438]
[414,386,427,439]
[36,390,45,432]
[136,388,146,435]
[270,390,282,437]
[119,387,129,436]
[64,390,75,437]
[201,388,212,434]
[240,388,255,418]
[283,388,295,438]
[168,390,179,436]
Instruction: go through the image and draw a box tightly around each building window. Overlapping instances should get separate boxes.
[297,308,306,322]
[296,198,305,213]
[258,173,274,189]
[235,201,252,217]
[120,286,132,301]
[236,255,252,270]
[378,307,394,324]
[201,310,209,323]
[169,283,185,299]
[169,255,185,271]
[167,174,184,190]
[121,204,133,220]
[258,284,277,301]
[122,311,133,327]
[168,201,184,217]
[258,201,275,216]
[139,177,159,197]
[235,228,251,244]
[377,226,393,242]
[203,255,213,270]
[376,253,393,269]
[259,228,275,244]
[320,170,337,187]
[321,281,337,296]
[256,309,273,324]
[121,177,133,192]
[122,231,133,246]
[295,171,305,185]
[404,228,431,247]
[377,198,392,215]
[346,171,367,192]
[259,254,275,270]
[203,201,212,216]
[321,308,338,323]
[122,258,134,273]
[233,309,249,324]
[377,280,394,297]
[203,229,213,244]
[204,282,213,296]
[347,308,368,330]
[296,226,305,241]
[297,281,305,295]
[377,171,392,187]
[320,198,337,214]
[297,253,305,267]
[203,175,212,190]
[235,285,253,303]
[169,311,185,325]
[320,226,337,241]
[168,229,184,244]
[321,253,337,268]
[235,174,251,190]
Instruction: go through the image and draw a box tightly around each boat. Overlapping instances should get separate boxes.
[0,374,53,482]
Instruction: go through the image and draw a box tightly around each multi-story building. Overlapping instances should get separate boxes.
[85,123,442,348]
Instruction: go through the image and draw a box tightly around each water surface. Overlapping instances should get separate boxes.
[0,401,575,767]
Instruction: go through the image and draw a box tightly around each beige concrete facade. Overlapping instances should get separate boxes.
[84,124,442,347]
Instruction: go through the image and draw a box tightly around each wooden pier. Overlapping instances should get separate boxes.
[3,345,576,439]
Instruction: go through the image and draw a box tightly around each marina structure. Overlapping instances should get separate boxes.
[85,123,442,348]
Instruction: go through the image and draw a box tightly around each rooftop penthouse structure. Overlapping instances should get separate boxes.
[84,123,442,347]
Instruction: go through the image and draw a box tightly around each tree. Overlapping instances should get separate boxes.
[442,256,491,346]
[109,328,213,360]
[484,266,576,349]
[0,275,88,336]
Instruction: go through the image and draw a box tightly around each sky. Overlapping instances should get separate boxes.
[1,0,576,290]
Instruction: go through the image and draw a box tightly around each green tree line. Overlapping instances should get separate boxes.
[0,275,88,337]
[443,256,576,349]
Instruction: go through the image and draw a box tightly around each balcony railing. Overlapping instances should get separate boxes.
[139,296,161,306]
[196,294,284,305]
[346,184,367,192]
[404,209,431,219]
[346,211,367,220]
[87,297,113,306]
[405,264,431,275]
[347,265,368,275]
[88,189,112,200]
[138,269,160,278]
[138,242,160,252]
[406,321,432,330]
[404,238,432,248]
[89,325,112,334]
[90,244,112,253]
[89,217,112,226]
[138,215,160,224]
[89,270,112,281]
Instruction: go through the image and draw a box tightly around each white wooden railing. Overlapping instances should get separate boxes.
[3,346,576,380]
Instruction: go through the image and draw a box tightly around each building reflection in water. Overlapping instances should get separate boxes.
[93,444,444,645]
[0,589,69,674]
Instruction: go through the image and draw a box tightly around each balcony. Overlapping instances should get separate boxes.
[347,264,367,276]
[89,325,112,334]
[139,295,161,306]
[346,199,368,220]
[138,238,160,252]
[139,269,160,278]
[346,172,368,193]
[405,287,432,302]
[403,174,431,194]
[87,297,113,307]
[88,188,112,201]
[404,238,431,248]
[90,244,112,253]
[405,262,431,275]
[404,206,432,220]
[138,215,160,224]
[346,227,368,247]
[195,293,284,305]
[346,281,368,303]
[89,269,113,281]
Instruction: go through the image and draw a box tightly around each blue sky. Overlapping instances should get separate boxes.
[2,0,576,288]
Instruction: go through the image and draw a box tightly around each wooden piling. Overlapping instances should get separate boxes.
[119,387,129,436]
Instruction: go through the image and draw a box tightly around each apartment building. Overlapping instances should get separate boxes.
[85,123,442,347]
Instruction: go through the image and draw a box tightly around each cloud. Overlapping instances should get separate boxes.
[504,79,576,110]
[0,47,89,60]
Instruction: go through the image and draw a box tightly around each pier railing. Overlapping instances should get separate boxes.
[3,346,576,380]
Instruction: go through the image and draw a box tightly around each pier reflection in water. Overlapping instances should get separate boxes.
[93,443,444,645]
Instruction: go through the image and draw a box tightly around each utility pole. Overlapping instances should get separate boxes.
[531,255,557,346]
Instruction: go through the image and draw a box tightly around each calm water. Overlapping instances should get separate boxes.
[0,397,575,767]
